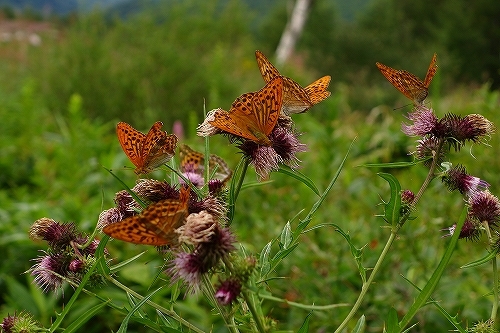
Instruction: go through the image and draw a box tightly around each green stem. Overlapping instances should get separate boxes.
[241,289,267,333]
[201,274,239,333]
[335,140,443,332]
[483,221,499,320]
[334,229,399,333]
[107,276,205,333]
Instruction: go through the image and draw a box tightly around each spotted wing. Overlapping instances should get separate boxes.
[423,53,438,88]
[116,122,146,170]
[250,76,283,137]
[304,75,331,105]
[103,187,190,246]
[139,121,178,174]
[208,107,263,143]
[376,62,427,104]
[255,50,281,83]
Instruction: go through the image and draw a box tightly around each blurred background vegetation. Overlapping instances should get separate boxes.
[0,0,499,331]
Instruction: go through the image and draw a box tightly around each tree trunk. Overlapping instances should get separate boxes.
[275,0,311,66]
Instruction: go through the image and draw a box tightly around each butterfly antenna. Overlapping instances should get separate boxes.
[392,103,412,111]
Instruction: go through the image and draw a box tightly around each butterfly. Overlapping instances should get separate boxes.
[376,53,438,106]
[116,121,178,175]
[255,50,331,114]
[103,186,190,246]
[179,144,232,184]
[206,76,283,146]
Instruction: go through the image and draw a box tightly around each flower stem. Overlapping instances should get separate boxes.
[412,138,444,207]
[241,289,267,333]
[201,274,239,333]
[482,221,499,320]
[106,276,205,333]
[334,228,399,333]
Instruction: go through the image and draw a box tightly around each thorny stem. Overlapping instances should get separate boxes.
[482,221,499,320]
[335,139,445,332]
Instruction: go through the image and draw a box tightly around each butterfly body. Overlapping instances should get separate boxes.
[116,121,178,174]
[103,186,190,246]
[376,53,437,105]
[207,76,283,146]
[255,50,331,114]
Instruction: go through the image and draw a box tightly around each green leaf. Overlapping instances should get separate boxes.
[64,301,111,333]
[384,308,400,333]
[259,241,272,277]
[117,287,164,333]
[361,159,427,168]
[461,250,497,269]
[378,173,402,227]
[297,312,313,333]
[279,222,292,249]
[277,165,320,196]
[109,251,147,274]
[351,315,366,333]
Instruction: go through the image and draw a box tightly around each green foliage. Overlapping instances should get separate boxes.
[1,1,500,332]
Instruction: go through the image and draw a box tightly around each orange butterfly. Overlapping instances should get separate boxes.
[179,144,232,184]
[376,53,438,106]
[103,186,190,246]
[255,50,331,114]
[116,121,178,175]
[206,76,283,146]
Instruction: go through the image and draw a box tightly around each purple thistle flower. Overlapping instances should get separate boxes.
[442,165,489,198]
[133,179,179,202]
[401,106,438,136]
[413,136,445,167]
[401,190,415,205]
[177,211,217,245]
[215,278,242,305]
[179,171,205,188]
[68,259,84,272]
[441,113,494,150]
[468,191,500,226]
[442,217,481,241]
[114,190,138,218]
[30,252,68,292]
[167,252,204,293]
[29,219,78,250]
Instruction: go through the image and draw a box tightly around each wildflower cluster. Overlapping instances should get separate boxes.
[28,218,105,292]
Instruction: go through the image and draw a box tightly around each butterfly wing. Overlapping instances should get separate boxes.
[208,108,263,143]
[180,144,232,183]
[103,187,190,246]
[376,62,427,104]
[255,50,281,83]
[423,53,438,88]
[251,76,283,136]
[116,122,146,170]
[304,76,332,105]
[139,121,178,174]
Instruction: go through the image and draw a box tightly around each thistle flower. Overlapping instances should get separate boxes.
[29,218,78,249]
[177,211,217,245]
[133,179,179,202]
[442,217,481,241]
[0,312,40,333]
[440,113,494,150]
[30,252,67,292]
[238,125,307,180]
[442,165,489,198]
[215,278,242,305]
[401,106,438,136]
[468,191,500,226]
[401,190,415,205]
[413,136,445,167]
[167,252,204,292]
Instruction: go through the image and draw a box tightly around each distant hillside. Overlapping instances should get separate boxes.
[0,0,370,21]
[0,0,127,15]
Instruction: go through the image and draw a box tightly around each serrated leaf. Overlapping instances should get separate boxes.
[378,173,402,227]
[278,165,320,195]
